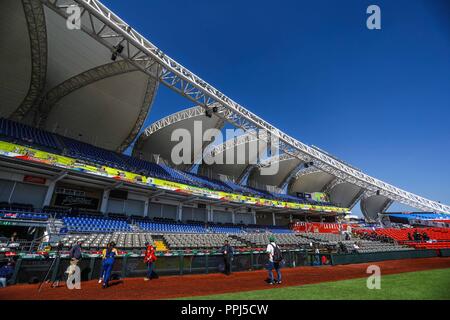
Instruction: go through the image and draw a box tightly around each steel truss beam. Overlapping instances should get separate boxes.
[204,130,267,161]
[256,153,296,169]
[141,105,215,138]
[135,104,225,171]
[41,0,450,213]
[286,166,324,194]
[237,164,258,185]
[280,161,309,190]
[11,0,48,120]
[119,73,159,153]
[246,153,300,189]
[192,114,225,172]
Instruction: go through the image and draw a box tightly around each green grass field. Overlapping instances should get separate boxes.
[179,268,450,300]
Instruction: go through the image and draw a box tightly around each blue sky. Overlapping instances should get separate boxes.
[103,0,450,215]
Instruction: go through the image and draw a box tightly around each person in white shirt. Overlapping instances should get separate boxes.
[266,236,282,285]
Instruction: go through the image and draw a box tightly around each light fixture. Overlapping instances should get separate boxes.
[111,44,124,61]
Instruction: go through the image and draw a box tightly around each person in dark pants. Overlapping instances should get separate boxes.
[101,241,118,289]
[220,240,234,275]
[144,242,157,281]
[0,259,15,288]
[68,240,82,277]
[69,241,82,263]
[266,236,282,284]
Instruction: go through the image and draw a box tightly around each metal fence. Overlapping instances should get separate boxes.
[10,249,321,284]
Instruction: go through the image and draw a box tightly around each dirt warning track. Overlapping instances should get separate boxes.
[1,257,449,300]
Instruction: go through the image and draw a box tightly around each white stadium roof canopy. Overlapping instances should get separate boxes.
[133,105,224,169]
[0,0,159,152]
[0,0,448,221]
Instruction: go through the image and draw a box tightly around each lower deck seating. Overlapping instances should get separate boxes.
[407,241,450,249]
[236,233,310,248]
[355,227,450,249]
[138,221,207,233]
[162,233,245,250]
[54,230,418,253]
[337,240,414,253]
[60,232,154,249]
[299,232,346,244]
[209,225,243,234]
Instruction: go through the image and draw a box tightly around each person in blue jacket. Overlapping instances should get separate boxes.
[0,260,15,288]
[101,241,118,289]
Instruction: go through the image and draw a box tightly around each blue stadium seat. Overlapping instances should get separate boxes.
[62,215,132,233]
[0,118,62,151]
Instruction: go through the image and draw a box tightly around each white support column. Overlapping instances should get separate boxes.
[177,204,183,221]
[8,182,17,203]
[272,212,276,226]
[144,198,149,217]
[208,206,214,222]
[100,189,110,214]
[289,214,293,223]
[231,212,236,224]
[43,180,56,207]
[253,212,257,224]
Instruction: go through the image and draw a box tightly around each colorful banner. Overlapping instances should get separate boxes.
[0,141,350,214]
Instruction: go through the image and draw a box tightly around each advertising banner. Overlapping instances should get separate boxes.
[0,141,349,214]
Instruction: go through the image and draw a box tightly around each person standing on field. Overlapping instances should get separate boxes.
[220,240,234,275]
[266,236,283,285]
[144,242,157,281]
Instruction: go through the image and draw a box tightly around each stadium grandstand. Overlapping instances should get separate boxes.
[0,0,449,290]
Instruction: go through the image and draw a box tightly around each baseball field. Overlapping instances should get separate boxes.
[1,257,449,300]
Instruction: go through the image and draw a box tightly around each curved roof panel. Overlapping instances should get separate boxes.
[328,182,363,208]
[133,105,225,167]
[0,0,33,118]
[361,193,393,221]
[200,131,268,180]
[248,154,302,188]
[1,1,158,152]
[289,169,334,194]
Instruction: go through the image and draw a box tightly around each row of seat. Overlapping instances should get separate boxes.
[356,228,450,242]
[59,214,296,234]
[163,233,245,250]
[62,216,132,233]
[60,232,155,249]
[53,230,419,253]
[0,210,48,221]
[0,118,62,151]
[236,233,311,247]
[0,117,340,208]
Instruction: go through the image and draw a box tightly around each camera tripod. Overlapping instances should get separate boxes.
[37,245,63,293]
